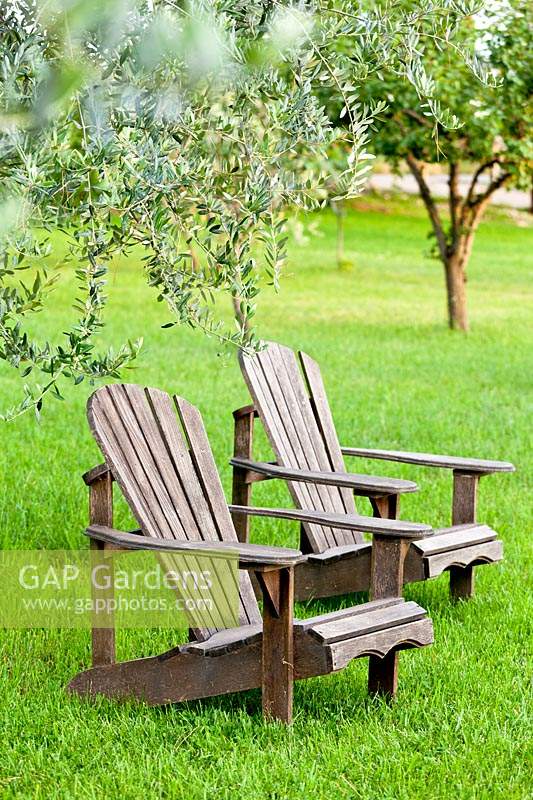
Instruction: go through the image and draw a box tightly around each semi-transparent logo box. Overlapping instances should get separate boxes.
[0,549,239,629]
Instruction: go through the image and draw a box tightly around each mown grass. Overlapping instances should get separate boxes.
[0,196,531,799]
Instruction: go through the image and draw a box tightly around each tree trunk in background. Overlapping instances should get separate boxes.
[405,151,510,333]
[331,200,346,268]
[405,153,469,331]
[337,211,344,268]
[442,193,492,332]
[444,249,469,331]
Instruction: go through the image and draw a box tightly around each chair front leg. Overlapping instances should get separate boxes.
[450,471,480,599]
[367,535,410,699]
[256,566,294,723]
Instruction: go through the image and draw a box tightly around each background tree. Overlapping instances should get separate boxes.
[1,0,493,418]
[288,137,378,271]
[360,0,532,331]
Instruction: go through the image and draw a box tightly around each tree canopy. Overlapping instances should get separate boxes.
[1,0,494,417]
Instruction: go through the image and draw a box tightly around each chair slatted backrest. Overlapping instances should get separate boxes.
[240,342,363,552]
[88,383,261,640]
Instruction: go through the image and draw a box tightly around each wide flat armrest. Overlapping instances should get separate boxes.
[341,447,515,475]
[85,525,303,568]
[230,457,417,495]
[229,506,431,540]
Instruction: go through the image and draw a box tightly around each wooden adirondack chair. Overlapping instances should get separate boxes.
[231,342,515,603]
[68,383,434,723]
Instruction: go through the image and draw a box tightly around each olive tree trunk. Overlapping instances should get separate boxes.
[444,248,469,331]
[331,199,346,268]
[405,153,510,332]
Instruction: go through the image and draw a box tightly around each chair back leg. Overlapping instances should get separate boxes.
[231,408,256,543]
[89,472,116,666]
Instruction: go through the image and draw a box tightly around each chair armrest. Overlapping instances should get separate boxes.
[230,457,418,495]
[85,525,303,568]
[83,463,113,485]
[340,447,515,475]
[229,506,431,540]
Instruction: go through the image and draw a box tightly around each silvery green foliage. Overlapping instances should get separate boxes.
[0,0,488,418]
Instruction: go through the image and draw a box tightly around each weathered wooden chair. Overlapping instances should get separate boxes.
[68,383,434,723]
[232,342,515,602]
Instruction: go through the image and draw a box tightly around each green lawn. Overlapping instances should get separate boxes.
[0,197,531,799]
